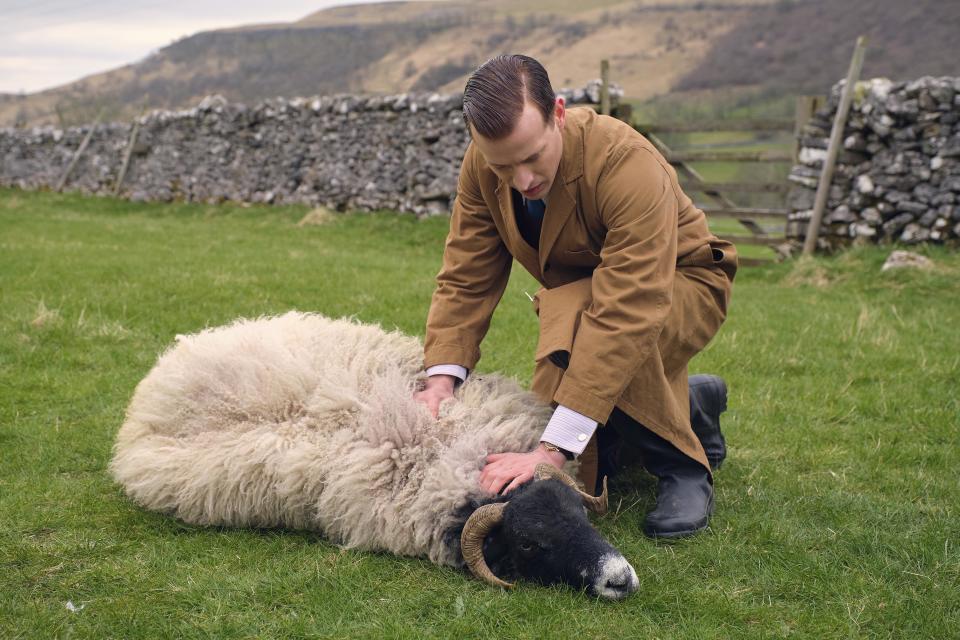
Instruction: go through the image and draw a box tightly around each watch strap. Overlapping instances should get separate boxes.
[540,440,576,461]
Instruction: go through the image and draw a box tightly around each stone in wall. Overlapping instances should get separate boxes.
[787,76,960,248]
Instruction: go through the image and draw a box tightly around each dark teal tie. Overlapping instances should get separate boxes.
[519,196,545,249]
[526,197,546,220]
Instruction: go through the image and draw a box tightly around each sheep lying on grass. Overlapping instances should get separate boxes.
[111,312,639,599]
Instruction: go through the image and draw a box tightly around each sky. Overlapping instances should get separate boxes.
[0,0,396,94]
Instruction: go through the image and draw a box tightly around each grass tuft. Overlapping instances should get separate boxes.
[296,206,338,227]
[30,299,62,328]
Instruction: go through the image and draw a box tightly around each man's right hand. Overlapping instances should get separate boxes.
[413,374,457,419]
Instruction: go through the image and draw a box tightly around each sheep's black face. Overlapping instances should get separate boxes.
[485,479,639,600]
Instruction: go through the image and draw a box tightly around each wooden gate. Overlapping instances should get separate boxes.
[632,96,827,265]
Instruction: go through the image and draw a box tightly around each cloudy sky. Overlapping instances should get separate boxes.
[0,0,396,94]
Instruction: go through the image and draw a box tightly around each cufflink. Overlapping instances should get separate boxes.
[577,433,588,442]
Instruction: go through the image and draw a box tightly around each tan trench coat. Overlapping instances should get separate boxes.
[424,107,737,486]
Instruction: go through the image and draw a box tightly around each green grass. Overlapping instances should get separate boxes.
[2,188,958,638]
[629,87,798,125]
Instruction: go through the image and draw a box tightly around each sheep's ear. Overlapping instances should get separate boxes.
[481,524,507,560]
[482,529,515,580]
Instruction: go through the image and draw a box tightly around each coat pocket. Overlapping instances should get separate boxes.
[558,249,602,269]
[531,277,593,364]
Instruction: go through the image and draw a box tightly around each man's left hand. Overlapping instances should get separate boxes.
[479,444,567,495]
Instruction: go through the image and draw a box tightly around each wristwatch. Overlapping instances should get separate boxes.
[540,440,575,461]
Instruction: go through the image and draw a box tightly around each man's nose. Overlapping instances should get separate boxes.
[514,168,535,191]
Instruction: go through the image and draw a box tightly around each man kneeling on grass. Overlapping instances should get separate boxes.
[413,54,737,538]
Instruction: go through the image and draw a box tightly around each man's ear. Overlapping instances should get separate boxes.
[554,96,566,129]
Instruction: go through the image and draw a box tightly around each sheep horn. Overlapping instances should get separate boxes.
[460,502,512,589]
[533,463,609,515]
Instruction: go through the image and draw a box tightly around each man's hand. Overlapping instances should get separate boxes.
[413,374,457,419]
[479,444,567,495]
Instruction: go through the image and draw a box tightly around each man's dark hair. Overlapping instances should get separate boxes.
[462,54,556,140]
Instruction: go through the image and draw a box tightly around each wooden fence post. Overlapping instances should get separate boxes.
[114,117,141,196]
[802,36,868,257]
[793,96,827,164]
[54,103,67,130]
[57,109,104,192]
[600,59,610,116]
[793,95,820,164]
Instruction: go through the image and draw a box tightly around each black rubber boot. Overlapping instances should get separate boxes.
[622,421,714,539]
[689,374,728,470]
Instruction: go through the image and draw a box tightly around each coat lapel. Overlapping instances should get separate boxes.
[538,118,585,274]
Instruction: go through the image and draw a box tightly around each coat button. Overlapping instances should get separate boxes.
[577,433,587,442]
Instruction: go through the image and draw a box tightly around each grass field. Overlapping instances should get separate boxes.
[2,188,958,638]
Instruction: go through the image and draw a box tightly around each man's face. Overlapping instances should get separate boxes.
[471,97,566,200]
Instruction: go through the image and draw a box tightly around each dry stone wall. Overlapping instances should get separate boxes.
[0,82,621,216]
[788,76,960,247]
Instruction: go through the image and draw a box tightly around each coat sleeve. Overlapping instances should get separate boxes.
[552,144,679,423]
[423,144,513,370]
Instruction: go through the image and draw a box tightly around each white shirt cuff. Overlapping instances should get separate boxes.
[425,364,468,382]
[540,405,599,457]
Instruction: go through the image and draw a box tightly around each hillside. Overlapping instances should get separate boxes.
[676,0,960,94]
[0,0,770,127]
[3,0,957,129]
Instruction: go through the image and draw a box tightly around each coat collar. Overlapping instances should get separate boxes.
[556,111,585,186]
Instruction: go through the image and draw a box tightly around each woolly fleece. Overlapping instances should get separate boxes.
[111,312,566,567]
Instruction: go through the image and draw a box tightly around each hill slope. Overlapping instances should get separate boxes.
[3,0,956,128]
[0,0,768,127]
[676,0,960,94]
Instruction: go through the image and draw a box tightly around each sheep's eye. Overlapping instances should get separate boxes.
[518,541,535,553]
